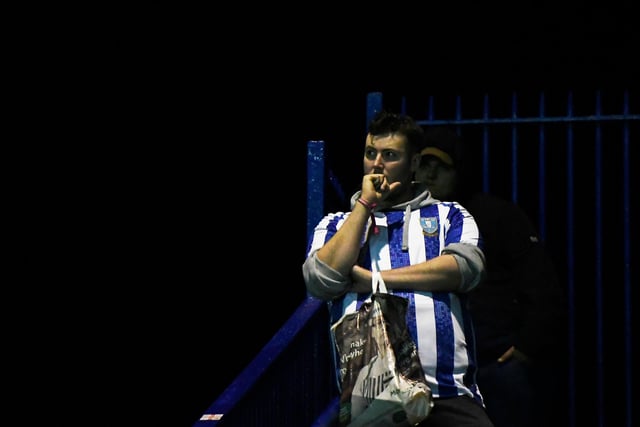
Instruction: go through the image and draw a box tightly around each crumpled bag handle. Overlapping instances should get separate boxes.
[371,270,388,294]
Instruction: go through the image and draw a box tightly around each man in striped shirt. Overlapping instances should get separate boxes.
[303,110,494,426]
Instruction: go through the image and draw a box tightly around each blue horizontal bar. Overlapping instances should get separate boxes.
[417,114,640,126]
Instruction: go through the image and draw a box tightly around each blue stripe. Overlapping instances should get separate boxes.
[387,210,417,341]
[433,292,458,396]
[460,293,479,388]
[444,203,463,244]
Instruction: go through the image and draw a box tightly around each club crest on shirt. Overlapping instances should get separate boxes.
[420,217,439,236]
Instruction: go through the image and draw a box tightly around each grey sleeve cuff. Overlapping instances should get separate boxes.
[302,251,351,300]
[442,243,487,292]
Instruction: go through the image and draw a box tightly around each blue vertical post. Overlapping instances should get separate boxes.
[511,92,519,203]
[538,91,547,241]
[307,141,325,244]
[622,90,632,427]
[367,92,383,129]
[566,91,576,427]
[594,91,604,427]
[482,94,490,193]
[455,95,462,135]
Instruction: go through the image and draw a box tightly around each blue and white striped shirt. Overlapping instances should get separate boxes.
[303,191,486,403]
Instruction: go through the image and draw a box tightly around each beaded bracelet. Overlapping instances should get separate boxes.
[357,198,379,234]
[357,197,377,210]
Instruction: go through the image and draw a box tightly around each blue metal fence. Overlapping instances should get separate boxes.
[367,90,637,427]
[195,90,637,427]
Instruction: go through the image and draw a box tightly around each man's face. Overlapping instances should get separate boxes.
[415,156,457,200]
[363,133,418,202]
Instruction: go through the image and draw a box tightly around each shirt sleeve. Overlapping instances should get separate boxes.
[302,250,351,300]
[443,242,487,292]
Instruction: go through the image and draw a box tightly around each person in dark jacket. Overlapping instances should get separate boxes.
[414,126,568,427]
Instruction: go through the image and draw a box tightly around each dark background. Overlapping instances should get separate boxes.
[142,4,637,426]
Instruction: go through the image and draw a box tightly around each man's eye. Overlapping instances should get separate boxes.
[382,152,397,160]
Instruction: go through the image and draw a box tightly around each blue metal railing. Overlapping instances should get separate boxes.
[193,141,337,427]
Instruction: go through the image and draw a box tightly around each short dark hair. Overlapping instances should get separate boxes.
[368,110,425,154]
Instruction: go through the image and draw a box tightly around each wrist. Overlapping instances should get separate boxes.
[357,197,377,210]
[357,198,379,234]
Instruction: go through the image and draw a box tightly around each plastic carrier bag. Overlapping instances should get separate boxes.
[330,272,433,426]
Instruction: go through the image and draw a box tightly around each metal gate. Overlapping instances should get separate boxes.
[365,90,637,427]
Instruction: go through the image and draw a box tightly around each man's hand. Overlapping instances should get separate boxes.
[361,173,401,206]
[497,346,531,363]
